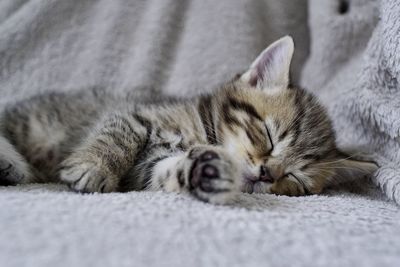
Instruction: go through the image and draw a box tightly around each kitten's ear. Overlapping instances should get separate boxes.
[240,36,294,90]
[327,151,379,185]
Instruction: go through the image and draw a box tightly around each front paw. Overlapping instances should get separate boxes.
[59,160,117,193]
[269,177,306,196]
[0,159,25,185]
[188,147,239,204]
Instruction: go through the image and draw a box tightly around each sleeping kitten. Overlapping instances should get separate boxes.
[0,36,377,204]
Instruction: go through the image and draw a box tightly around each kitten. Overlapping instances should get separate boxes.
[0,36,377,204]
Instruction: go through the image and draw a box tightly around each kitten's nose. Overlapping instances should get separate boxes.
[259,166,275,183]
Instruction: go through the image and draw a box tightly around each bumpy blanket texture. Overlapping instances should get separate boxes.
[0,1,399,267]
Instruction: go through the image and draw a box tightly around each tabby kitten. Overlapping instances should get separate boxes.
[0,37,377,204]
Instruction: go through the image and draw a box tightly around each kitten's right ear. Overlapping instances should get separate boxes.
[240,36,294,91]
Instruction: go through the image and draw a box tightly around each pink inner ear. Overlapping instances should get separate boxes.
[248,73,259,87]
[248,45,278,87]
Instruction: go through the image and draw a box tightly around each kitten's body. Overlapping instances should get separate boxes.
[0,37,377,204]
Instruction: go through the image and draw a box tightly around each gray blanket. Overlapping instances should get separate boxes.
[302,0,400,204]
[0,1,399,267]
[0,0,308,102]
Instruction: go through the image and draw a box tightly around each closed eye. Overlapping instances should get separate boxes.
[265,124,274,153]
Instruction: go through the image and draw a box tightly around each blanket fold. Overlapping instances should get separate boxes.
[302,0,400,204]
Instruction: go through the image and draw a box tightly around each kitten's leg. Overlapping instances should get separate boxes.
[148,145,241,204]
[59,112,150,193]
[0,135,33,185]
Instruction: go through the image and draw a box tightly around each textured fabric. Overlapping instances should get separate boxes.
[1,1,400,267]
[0,0,308,103]
[302,0,400,205]
[1,184,399,267]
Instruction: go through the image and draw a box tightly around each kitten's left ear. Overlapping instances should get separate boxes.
[240,36,294,90]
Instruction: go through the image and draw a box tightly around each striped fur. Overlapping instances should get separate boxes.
[0,37,377,204]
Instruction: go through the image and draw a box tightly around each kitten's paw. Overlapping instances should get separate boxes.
[188,148,240,204]
[59,161,117,193]
[0,158,31,185]
[269,177,306,196]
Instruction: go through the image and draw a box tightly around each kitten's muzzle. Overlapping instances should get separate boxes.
[259,166,274,183]
[259,165,284,183]
[242,164,284,183]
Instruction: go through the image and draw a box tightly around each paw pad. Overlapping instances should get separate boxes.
[186,147,238,204]
[200,151,219,161]
[202,164,218,178]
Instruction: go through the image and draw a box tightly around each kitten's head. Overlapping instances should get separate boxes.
[214,36,377,195]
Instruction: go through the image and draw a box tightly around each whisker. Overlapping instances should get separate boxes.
[314,153,363,166]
